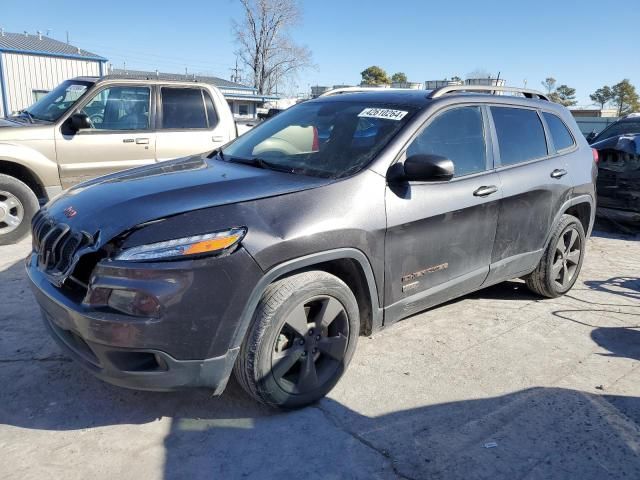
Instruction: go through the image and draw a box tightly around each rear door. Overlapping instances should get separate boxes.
[155,86,228,161]
[384,104,501,321]
[55,84,156,188]
[486,105,575,282]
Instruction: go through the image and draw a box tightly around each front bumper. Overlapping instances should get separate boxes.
[26,248,263,392]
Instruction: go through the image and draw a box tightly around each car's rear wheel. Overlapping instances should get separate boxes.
[234,271,359,409]
[525,214,586,298]
[0,174,39,245]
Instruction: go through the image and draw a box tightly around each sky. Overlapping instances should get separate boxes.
[1,0,637,105]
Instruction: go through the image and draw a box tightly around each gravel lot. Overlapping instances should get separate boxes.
[1,230,639,480]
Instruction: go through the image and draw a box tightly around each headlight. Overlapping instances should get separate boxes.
[115,228,246,261]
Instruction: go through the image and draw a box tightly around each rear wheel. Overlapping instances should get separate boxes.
[234,271,359,409]
[0,174,39,245]
[525,214,586,298]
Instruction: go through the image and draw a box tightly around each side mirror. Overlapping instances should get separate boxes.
[586,131,597,143]
[69,113,91,132]
[388,154,455,182]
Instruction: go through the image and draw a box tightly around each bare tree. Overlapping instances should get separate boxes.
[232,0,312,95]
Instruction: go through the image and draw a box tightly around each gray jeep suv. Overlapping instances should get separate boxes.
[26,85,597,408]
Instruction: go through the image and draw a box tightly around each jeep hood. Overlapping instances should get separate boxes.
[0,117,53,140]
[41,154,333,245]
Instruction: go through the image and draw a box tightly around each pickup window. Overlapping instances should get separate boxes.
[161,88,217,129]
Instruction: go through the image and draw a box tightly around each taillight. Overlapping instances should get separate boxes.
[592,148,599,164]
[312,126,319,152]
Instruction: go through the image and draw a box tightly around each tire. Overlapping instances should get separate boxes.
[525,214,586,298]
[234,270,360,409]
[0,174,39,245]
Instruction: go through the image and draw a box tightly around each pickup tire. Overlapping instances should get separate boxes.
[234,271,359,409]
[525,214,586,298]
[0,174,39,245]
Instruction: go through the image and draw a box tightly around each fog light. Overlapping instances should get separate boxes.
[107,289,161,317]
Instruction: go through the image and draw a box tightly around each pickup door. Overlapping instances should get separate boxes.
[155,86,230,161]
[55,84,157,188]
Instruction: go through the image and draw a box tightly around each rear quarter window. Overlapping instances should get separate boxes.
[543,112,575,152]
[491,106,548,166]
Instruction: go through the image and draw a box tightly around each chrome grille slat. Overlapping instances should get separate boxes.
[31,213,94,279]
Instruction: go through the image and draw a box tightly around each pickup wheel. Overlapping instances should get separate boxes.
[234,271,359,409]
[0,174,39,245]
[525,214,586,298]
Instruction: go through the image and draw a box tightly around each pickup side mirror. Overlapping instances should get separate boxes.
[586,131,597,143]
[69,113,91,132]
[388,154,455,182]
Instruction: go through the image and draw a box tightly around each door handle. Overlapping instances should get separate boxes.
[135,138,150,145]
[551,169,567,179]
[212,135,225,142]
[473,185,498,197]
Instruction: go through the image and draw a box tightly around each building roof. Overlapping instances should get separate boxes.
[0,31,106,61]
[109,68,256,91]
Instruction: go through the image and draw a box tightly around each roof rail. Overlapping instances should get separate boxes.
[429,85,550,101]
[319,86,412,97]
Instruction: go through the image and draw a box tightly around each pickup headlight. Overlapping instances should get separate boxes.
[115,228,246,261]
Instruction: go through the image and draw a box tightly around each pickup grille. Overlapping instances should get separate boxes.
[31,211,92,277]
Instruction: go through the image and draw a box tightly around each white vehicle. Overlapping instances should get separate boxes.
[0,76,245,244]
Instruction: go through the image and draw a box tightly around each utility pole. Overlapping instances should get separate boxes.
[230,58,242,84]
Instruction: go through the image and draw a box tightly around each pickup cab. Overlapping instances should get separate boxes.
[0,76,240,244]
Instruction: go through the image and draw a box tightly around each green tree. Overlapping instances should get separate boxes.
[541,77,557,94]
[611,79,640,116]
[391,72,408,84]
[361,66,390,86]
[590,86,614,109]
[554,84,578,106]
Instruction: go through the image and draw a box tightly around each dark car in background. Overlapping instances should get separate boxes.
[27,85,596,409]
[589,115,640,230]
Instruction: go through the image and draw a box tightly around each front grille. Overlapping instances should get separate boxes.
[31,211,92,278]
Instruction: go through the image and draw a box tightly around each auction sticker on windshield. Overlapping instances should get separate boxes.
[358,108,408,121]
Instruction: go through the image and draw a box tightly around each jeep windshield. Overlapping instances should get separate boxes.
[17,79,93,122]
[222,100,418,178]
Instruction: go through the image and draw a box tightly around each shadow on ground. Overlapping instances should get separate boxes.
[2,254,640,479]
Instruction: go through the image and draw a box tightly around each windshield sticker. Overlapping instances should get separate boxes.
[358,108,408,121]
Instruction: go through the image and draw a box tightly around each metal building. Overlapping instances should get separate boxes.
[0,30,107,117]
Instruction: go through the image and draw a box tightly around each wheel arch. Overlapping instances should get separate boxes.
[544,195,594,251]
[0,159,47,201]
[230,248,383,351]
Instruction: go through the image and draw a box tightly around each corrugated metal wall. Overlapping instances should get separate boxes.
[0,52,101,114]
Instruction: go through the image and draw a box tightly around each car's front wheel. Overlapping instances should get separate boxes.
[0,174,39,245]
[525,214,586,298]
[234,271,359,409]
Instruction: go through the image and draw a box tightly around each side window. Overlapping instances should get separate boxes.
[491,107,547,166]
[543,112,575,152]
[203,90,218,128]
[80,86,150,130]
[407,106,487,177]
[161,88,207,129]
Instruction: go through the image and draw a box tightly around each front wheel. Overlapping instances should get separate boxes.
[234,271,360,409]
[525,214,586,298]
[0,174,39,245]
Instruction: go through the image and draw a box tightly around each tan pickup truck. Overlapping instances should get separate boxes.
[0,76,242,244]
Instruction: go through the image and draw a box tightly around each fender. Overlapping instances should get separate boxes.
[229,248,383,352]
[543,194,595,250]
[0,142,59,191]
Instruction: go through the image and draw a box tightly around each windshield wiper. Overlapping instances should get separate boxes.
[227,156,295,174]
[15,110,35,123]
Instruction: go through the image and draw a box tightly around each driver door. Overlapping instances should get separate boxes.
[55,84,157,188]
[384,105,501,322]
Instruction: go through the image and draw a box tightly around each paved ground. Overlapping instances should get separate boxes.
[0,230,639,480]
